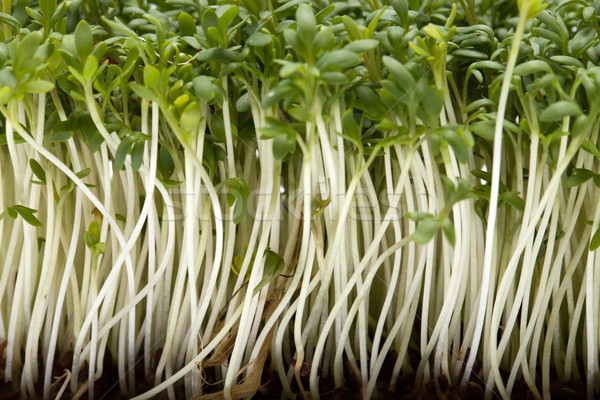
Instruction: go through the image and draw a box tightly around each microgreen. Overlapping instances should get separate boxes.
[4,0,600,399]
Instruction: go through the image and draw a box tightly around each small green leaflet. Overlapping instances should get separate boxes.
[253,249,285,295]
[85,220,106,254]
[591,226,600,251]
[29,159,46,184]
[4,205,42,227]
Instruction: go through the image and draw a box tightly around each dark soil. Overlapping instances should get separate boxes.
[0,343,592,399]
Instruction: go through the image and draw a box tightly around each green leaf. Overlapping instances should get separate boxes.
[131,140,145,170]
[549,55,584,68]
[412,216,440,244]
[470,120,495,140]
[540,101,581,122]
[390,0,409,26]
[120,47,139,78]
[29,159,46,184]
[192,76,215,102]
[321,71,347,85]
[565,168,595,187]
[259,127,285,139]
[247,32,272,47]
[464,99,495,114]
[472,169,492,182]
[254,249,285,294]
[313,27,334,52]
[158,178,183,187]
[180,101,202,132]
[114,136,135,172]
[272,134,296,159]
[316,49,360,70]
[158,146,175,179]
[278,60,303,78]
[82,55,98,82]
[571,27,596,58]
[536,11,563,35]
[572,115,589,138]
[342,15,362,41]
[452,48,488,59]
[0,69,17,88]
[469,61,505,71]
[74,20,93,61]
[440,218,455,246]
[288,106,311,122]
[356,85,387,120]
[85,220,101,248]
[582,140,600,159]
[217,5,238,37]
[21,80,54,93]
[441,129,468,163]
[283,28,300,50]
[90,42,106,62]
[235,92,250,112]
[523,0,548,20]
[196,48,242,63]
[591,226,600,251]
[40,0,57,19]
[178,12,197,36]
[0,86,11,105]
[315,4,335,23]
[532,27,561,45]
[143,65,160,88]
[76,168,91,179]
[6,206,17,219]
[80,114,104,152]
[344,39,379,53]
[273,0,307,14]
[94,242,106,254]
[131,83,159,102]
[207,26,222,45]
[209,117,226,142]
[102,17,138,40]
[469,69,483,83]
[262,81,296,109]
[513,60,553,76]
[383,56,415,86]
[0,12,21,31]
[499,191,525,212]
[201,7,218,37]
[11,205,42,227]
[406,212,432,221]
[48,129,73,143]
[420,86,444,120]
[445,177,476,205]
[296,4,316,46]
[33,43,53,64]
[342,109,360,141]
[16,32,42,70]
[174,93,190,112]
[375,118,401,132]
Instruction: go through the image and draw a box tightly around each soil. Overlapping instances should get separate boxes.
[0,344,591,399]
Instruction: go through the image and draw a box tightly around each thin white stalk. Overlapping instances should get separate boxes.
[461,4,531,391]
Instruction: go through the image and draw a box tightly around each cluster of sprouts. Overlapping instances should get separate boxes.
[1,0,600,399]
